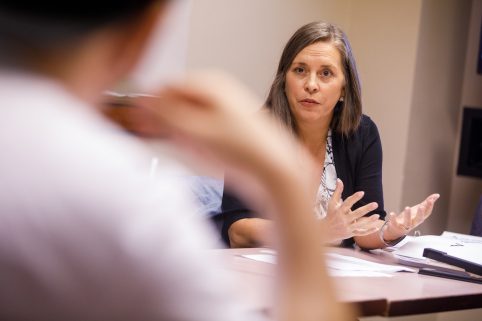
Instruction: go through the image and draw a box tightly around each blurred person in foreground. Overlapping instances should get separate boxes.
[221,22,440,249]
[0,1,353,321]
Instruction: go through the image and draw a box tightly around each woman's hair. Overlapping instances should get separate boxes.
[0,0,165,65]
[265,21,362,137]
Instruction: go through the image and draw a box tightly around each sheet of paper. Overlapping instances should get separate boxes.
[328,270,393,277]
[325,253,415,273]
[241,252,414,277]
[391,234,482,265]
[441,231,482,244]
[242,254,276,264]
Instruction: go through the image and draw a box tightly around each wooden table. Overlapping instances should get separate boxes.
[210,247,482,317]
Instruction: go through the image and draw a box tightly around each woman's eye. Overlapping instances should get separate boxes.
[320,69,332,77]
[293,67,305,74]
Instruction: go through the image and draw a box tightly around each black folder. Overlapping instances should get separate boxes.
[418,248,482,284]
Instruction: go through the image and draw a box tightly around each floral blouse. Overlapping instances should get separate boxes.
[314,130,337,219]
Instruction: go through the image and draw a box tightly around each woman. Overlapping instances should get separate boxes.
[0,2,352,321]
[222,21,440,249]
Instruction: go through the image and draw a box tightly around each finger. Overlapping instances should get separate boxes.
[339,190,364,213]
[351,215,380,230]
[388,212,398,224]
[352,226,380,236]
[403,207,411,228]
[411,193,439,219]
[330,179,344,207]
[348,202,378,221]
[394,207,411,231]
[388,211,406,233]
[351,217,382,236]
[422,194,439,219]
[430,193,440,202]
[422,201,434,219]
[411,204,425,227]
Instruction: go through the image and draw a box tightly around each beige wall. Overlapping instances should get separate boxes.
[447,0,482,234]
[347,0,423,213]
[186,0,480,234]
[401,0,472,235]
[187,0,351,98]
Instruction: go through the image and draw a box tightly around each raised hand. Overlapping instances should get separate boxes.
[384,194,440,240]
[324,179,381,243]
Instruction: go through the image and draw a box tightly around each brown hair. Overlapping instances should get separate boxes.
[265,21,362,137]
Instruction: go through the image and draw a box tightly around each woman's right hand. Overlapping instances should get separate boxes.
[324,179,381,243]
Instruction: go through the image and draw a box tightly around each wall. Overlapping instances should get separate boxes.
[347,0,423,213]
[401,0,472,235]
[187,0,351,98]
[347,0,477,235]
[447,0,482,234]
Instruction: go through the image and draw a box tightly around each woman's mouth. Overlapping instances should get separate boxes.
[299,98,319,107]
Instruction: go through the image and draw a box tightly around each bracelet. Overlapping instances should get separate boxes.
[379,219,406,247]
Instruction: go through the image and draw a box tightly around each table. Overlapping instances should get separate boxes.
[210,247,482,317]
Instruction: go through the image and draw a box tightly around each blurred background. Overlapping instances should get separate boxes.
[184,0,482,237]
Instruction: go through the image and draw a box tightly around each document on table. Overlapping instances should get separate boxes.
[441,231,482,244]
[241,251,415,277]
[387,232,482,266]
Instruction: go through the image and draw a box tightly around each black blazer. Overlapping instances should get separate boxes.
[221,115,386,247]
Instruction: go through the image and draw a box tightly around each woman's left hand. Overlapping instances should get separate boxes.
[385,193,440,239]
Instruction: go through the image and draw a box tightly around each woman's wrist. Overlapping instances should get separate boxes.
[378,220,406,247]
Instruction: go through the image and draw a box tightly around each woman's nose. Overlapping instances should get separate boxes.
[304,75,319,94]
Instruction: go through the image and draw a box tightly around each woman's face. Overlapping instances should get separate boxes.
[285,41,345,126]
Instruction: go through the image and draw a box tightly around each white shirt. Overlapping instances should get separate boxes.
[0,72,264,321]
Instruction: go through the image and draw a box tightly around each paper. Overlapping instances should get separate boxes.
[325,252,415,273]
[242,254,276,264]
[328,270,394,277]
[441,231,482,244]
[241,251,414,277]
[391,234,482,265]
